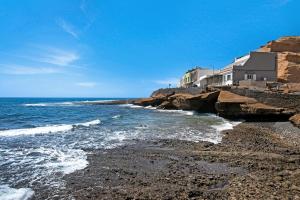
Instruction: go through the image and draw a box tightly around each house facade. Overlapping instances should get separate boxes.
[180,67,214,88]
[232,51,277,84]
[215,51,277,86]
[178,51,277,89]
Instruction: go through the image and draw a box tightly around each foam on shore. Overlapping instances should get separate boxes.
[155,109,195,116]
[0,185,34,200]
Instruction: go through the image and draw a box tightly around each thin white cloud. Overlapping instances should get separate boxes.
[154,78,179,86]
[76,82,97,88]
[38,47,79,66]
[24,46,80,67]
[0,64,61,75]
[57,18,79,39]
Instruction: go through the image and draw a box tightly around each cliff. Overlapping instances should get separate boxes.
[134,88,297,123]
[215,91,295,119]
[259,36,300,83]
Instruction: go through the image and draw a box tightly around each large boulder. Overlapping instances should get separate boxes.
[215,91,295,119]
[156,101,177,110]
[133,97,165,107]
[165,91,220,112]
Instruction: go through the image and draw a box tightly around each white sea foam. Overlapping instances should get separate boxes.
[23,102,76,107]
[0,185,34,200]
[0,119,101,137]
[119,104,144,108]
[211,121,241,132]
[36,147,88,174]
[210,119,242,144]
[112,115,121,119]
[155,109,194,116]
[22,99,117,107]
[77,119,101,127]
[145,106,157,110]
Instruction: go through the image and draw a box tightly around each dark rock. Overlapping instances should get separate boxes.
[215,91,296,120]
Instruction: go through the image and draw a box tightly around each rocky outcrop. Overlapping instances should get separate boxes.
[151,88,203,98]
[135,91,220,112]
[159,91,220,112]
[290,114,300,128]
[259,36,300,83]
[215,91,295,119]
[134,88,298,123]
[133,97,165,107]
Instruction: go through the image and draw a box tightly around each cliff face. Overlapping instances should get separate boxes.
[215,91,295,119]
[134,88,296,122]
[259,36,300,83]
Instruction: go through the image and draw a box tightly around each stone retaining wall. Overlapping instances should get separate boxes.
[229,88,300,112]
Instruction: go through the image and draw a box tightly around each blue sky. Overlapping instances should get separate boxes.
[0,0,299,97]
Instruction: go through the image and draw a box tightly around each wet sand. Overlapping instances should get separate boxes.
[61,122,300,200]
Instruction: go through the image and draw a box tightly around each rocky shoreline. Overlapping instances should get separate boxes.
[56,88,300,199]
[61,121,300,199]
[133,88,300,124]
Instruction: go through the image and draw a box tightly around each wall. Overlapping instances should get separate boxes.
[229,88,300,112]
[233,52,277,83]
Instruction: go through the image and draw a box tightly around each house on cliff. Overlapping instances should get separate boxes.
[206,51,277,87]
[180,67,214,88]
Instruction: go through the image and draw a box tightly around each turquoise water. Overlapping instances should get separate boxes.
[0,98,237,199]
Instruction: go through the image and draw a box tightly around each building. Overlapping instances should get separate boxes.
[180,67,215,88]
[217,51,277,86]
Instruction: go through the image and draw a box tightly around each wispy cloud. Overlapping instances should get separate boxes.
[0,45,81,76]
[0,64,61,75]
[76,82,97,88]
[57,18,79,39]
[21,46,80,67]
[154,78,179,86]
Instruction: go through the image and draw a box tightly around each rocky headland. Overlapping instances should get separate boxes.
[133,87,299,125]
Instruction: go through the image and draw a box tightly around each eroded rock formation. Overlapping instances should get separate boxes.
[215,91,295,119]
[259,36,300,83]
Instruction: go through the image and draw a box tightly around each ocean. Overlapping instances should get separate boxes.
[0,98,239,199]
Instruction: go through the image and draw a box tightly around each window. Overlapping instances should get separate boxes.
[247,74,253,80]
[227,74,231,81]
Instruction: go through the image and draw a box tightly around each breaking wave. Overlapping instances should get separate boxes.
[0,119,101,137]
[0,185,34,200]
[22,100,117,107]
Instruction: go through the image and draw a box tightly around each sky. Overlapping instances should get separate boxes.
[0,0,299,97]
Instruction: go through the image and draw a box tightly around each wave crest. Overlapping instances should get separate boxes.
[0,119,101,137]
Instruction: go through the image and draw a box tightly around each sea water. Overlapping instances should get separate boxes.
[0,98,239,199]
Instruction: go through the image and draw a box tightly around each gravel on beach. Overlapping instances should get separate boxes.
[58,122,300,200]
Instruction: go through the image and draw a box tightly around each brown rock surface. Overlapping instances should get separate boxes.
[290,114,300,128]
[259,36,300,83]
[133,97,165,107]
[161,91,220,112]
[216,91,295,118]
